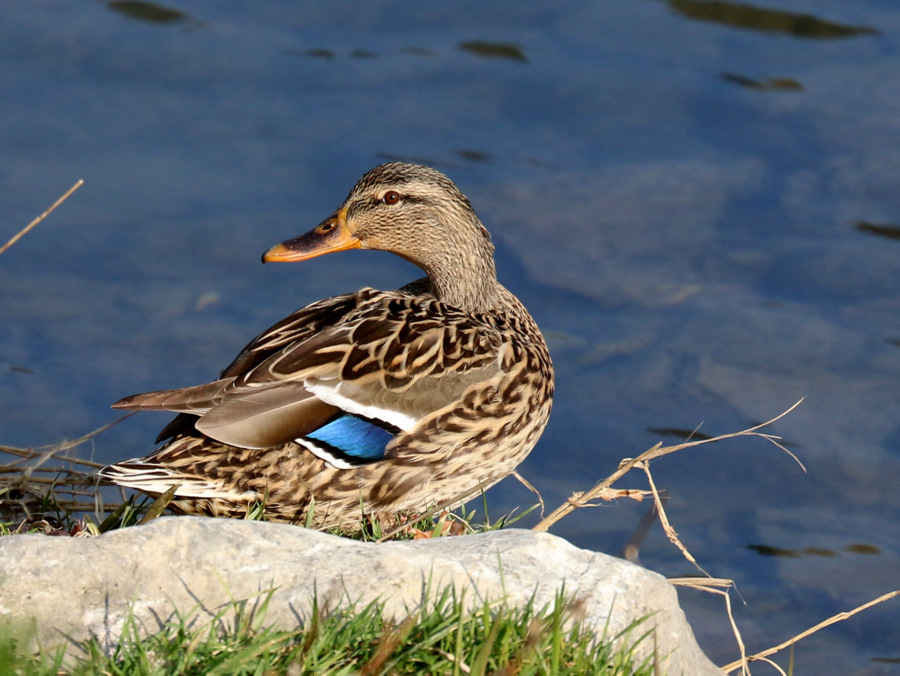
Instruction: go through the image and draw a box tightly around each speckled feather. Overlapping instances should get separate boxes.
[100,162,554,529]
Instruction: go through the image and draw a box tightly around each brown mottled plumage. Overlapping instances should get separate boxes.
[99,162,554,529]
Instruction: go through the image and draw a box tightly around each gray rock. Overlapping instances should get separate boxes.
[0,517,721,674]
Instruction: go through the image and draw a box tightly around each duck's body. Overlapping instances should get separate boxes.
[100,163,553,529]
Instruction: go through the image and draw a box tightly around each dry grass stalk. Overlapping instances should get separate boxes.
[0,416,133,523]
[529,400,807,674]
[637,459,711,578]
[532,397,896,674]
[0,179,84,256]
[671,577,750,675]
[532,399,805,533]
[721,589,900,674]
[511,470,546,517]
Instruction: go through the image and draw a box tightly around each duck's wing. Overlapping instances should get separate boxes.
[113,289,508,465]
[197,289,506,457]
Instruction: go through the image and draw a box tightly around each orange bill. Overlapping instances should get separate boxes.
[262,208,361,263]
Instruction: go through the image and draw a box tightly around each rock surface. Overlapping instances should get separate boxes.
[0,517,722,674]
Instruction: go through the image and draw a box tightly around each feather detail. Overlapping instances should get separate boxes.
[111,378,235,414]
[99,461,257,502]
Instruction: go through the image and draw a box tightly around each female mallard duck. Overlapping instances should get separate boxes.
[100,162,554,529]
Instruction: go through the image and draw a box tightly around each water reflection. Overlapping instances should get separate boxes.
[668,0,879,38]
[720,73,803,91]
[106,1,192,25]
[845,543,880,555]
[457,41,529,63]
[855,221,900,241]
[454,150,492,163]
[299,49,337,60]
[290,43,530,63]
[746,542,883,557]
[746,543,837,558]
[646,427,714,441]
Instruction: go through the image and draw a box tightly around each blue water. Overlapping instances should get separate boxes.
[2,2,899,672]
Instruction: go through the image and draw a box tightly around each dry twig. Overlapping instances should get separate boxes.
[0,180,84,256]
[721,589,900,674]
[672,578,750,675]
[512,470,546,517]
[0,417,134,522]
[533,399,804,532]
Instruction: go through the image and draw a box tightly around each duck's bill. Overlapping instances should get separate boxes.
[262,208,361,263]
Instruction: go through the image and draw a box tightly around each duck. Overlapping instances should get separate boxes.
[99,162,554,530]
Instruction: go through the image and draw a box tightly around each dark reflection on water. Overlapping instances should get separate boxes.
[746,543,838,558]
[846,543,880,555]
[855,221,900,240]
[645,427,713,441]
[458,41,529,63]
[454,150,492,164]
[720,73,804,91]
[299,48,336,60]
[291,43,530,64]
[668,0,879,38]
[295,48,380,60]
[107,1,191,25]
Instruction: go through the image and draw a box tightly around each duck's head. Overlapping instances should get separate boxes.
[264,162,499,311]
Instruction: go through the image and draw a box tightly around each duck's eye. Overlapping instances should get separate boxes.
[382,190,401,205]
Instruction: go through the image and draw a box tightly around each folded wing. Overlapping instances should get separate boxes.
[113,289,507,465]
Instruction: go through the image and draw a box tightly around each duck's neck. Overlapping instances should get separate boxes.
[427,247,500,314]
[411,207,498,313]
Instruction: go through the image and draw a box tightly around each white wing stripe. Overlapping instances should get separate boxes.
[305,381,419,431]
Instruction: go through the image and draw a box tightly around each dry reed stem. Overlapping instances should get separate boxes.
[531,400,804,674]
[532,399,805,532]
[0,180,84,256]
[638,459,711,577]
[0,413,132,472]
[581,398,896,674]
[753,656,787,676]
[1,416,136,521]
[672,578,749,675]
[512,470,546,517]
[721,589,900,674]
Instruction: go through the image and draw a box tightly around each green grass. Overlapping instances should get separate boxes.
[0,588,654,676]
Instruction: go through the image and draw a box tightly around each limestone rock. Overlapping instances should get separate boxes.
[0,517,721,674]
